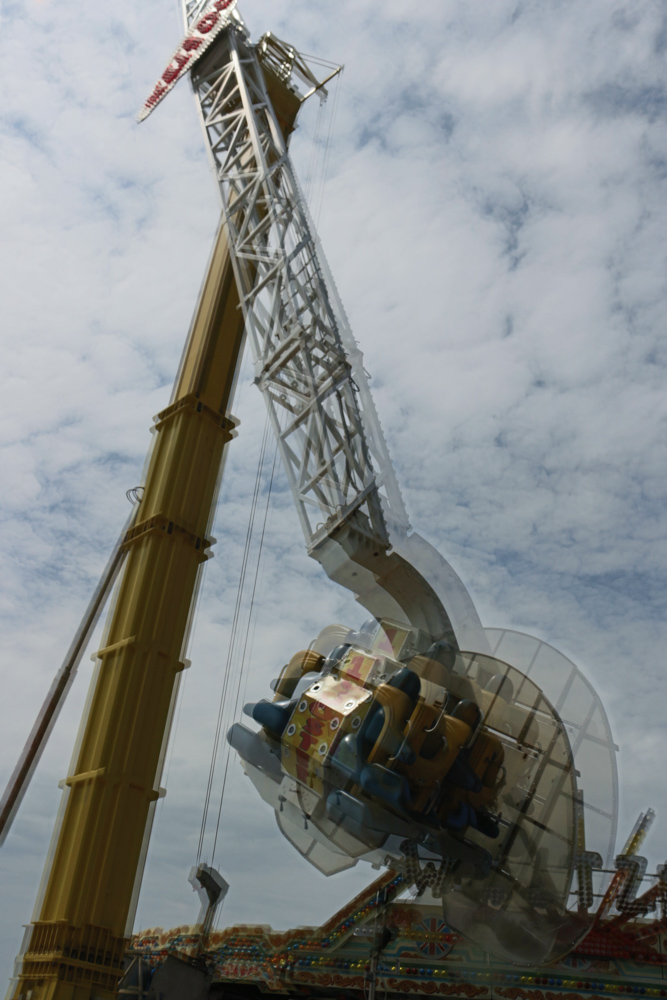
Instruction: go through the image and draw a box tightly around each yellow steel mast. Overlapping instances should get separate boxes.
[11,66,301,1000]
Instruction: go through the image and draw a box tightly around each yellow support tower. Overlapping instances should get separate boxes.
[11,63,300,995]
[12,223,240,1000]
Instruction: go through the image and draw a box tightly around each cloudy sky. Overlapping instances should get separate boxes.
[2,0,667,982]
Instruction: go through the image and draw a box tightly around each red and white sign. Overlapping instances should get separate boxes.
[137,0,238,122]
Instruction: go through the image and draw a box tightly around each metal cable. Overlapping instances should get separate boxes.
[314,68,343,228]
[211,436,279,866]
[304,96,326,206]
[196,413,272,864]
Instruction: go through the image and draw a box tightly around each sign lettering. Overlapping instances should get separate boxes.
[137,0,238,122]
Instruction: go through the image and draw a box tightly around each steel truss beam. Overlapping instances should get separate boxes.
[188,24,409,557]
[178,9,487,645]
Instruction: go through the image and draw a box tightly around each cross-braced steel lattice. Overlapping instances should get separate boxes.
[186,18,410,555]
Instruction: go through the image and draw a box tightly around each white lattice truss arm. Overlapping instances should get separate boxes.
[188,21,410,554]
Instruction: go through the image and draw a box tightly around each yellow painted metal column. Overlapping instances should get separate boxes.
[11,54,301,999]
[12,224,245,1000]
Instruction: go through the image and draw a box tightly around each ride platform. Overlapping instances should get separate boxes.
[126,868,667,1000]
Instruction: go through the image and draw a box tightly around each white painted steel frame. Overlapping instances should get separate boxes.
[185,19,410,556]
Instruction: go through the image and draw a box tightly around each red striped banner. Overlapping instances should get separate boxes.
[137,0,238,122]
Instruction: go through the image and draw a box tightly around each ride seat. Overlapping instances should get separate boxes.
[466,731,505,789]
[272,649,324,700]
[402,713,473,813]
[364,683,416,767]
[446,672,481,708]
[409,654,451,690]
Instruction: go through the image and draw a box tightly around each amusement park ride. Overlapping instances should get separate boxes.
[2,2,666,999]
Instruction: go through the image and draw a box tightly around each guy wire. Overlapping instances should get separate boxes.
[211,432,279,865]
[304,97,326,206]
[314,67,343,228]
[196,412,272,865]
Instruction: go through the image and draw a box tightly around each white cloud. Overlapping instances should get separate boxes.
[1,0,667,982]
